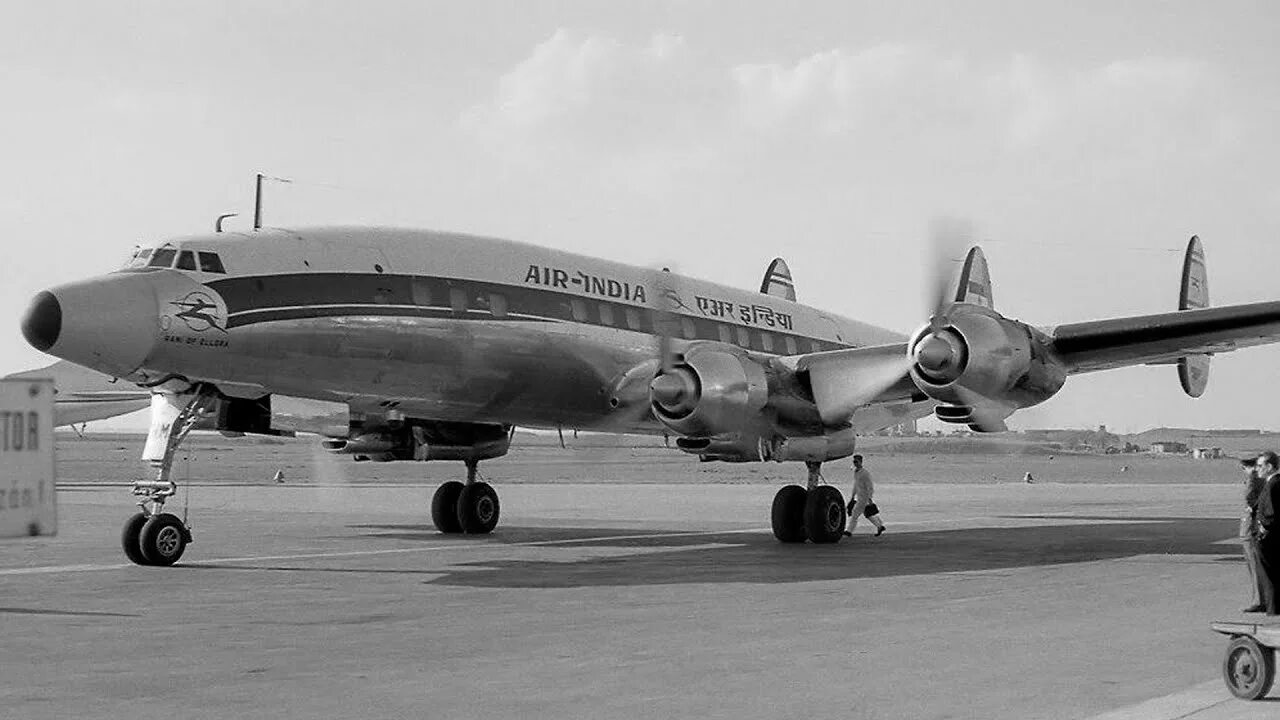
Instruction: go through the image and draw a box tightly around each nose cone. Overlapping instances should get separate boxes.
[21,291,62,351]
[22,274,160,377]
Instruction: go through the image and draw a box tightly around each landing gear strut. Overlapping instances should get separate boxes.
[121,389,215,566]
[771,461,846,544]
[431,459,500,535]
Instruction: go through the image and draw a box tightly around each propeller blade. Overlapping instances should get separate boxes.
[804,345,914,425]
[650,265,682,374]
[926,217,974,329]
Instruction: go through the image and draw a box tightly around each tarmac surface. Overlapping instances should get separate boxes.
[2,441,1279,719]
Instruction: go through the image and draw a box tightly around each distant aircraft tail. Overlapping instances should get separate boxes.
[4,360,150,427]
[953,247,994,309]
[759,258,796,302]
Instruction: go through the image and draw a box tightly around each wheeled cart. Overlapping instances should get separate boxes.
[1211,622,1280,700]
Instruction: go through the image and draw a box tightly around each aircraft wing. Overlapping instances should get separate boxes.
[794,300,1280,428]
[5,360,151,426]
[1048,300,1280,374]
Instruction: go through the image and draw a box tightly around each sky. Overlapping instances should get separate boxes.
[3,1,1279,433]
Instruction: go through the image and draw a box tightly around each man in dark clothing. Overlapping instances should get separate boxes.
[1240,458,1268,612]
[1252,451,1280,615]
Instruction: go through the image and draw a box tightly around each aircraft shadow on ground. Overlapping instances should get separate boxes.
[343,515,1242,589]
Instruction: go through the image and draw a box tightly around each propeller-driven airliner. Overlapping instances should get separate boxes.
[16,225,1280,565]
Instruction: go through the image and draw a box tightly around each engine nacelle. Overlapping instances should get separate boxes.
[908,305,1066,413]
[649,347,768,437]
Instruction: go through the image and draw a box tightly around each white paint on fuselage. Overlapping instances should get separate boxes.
[135,227,926,434]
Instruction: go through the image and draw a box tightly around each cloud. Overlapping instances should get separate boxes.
[462,29,726,152]
[461,32,1246,194]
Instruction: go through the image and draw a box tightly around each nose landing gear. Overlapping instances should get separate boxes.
[121,389,215,566]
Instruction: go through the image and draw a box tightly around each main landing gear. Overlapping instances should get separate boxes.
[121,389,215,566]
[430,459,500,534]
[771,461,847,544]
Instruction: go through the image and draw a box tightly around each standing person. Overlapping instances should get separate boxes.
[1240,457,1267,612]
[1252,451,1280,615]
[844,454,886,537]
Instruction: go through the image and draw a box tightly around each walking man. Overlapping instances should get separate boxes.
[1240,457,1267,612]
[844,454,886,537]
[1252,451,1280,615]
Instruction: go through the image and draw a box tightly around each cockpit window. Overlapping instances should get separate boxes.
[123,247,153,268]
[176,250,197,271]
[148,248,177,268]
[198,252,226,274]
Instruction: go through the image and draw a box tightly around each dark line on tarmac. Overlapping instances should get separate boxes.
[0,607,139,618]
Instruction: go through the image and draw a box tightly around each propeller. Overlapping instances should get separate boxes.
[924,216,974,332]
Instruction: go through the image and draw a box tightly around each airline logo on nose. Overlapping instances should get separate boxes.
[169,291,227,333]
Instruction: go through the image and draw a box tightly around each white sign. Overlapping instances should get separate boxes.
[0,379,56,537]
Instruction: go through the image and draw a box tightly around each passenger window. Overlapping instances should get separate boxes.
[490,293,508,319]
[760,332,774,352]
[735,327,750,347]
[176,251,197,271]
[449,287,468,314]
[717,325,733,344]
[149,248,177,268]
[625,308,642,331]
[784,336,798,355]
[411,278,433,306]
[599,304,615,326]
[570,298,588,322]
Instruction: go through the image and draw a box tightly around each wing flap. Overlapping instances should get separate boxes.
[1050,300,1280,374]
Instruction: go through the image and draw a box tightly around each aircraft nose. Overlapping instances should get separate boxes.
[21,291,62,352]
[22,274,160,377]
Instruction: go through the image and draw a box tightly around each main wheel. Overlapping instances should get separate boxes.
[431,481,465,533]
[121,512,150,566]
[138,513,189,566]
[457,482,500,534]
[1224,636,1276,700]
[804,486,847,544]
[771,485,808,543]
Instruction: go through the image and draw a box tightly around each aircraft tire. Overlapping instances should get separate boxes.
[121,512,150,566]
[1223,635,1276,700]
[457,482,500,535]
[804,486,846,544]
[138,513,188,566]
[431,481,465,533]
[771,485,808,543]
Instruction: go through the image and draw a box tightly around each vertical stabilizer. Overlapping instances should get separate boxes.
[1178,235,1211,397]
[760,258,797,302]
[953,247,994,309]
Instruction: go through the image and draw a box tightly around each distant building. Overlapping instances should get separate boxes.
[1192,447,1223,460]
[1150,441,1189,454]
[875,419,918,437]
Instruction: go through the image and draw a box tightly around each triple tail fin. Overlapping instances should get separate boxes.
[1178,235,1210,397]
[953,247,994,309]
[760,258,796,302]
